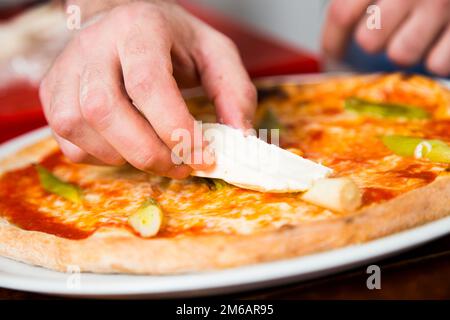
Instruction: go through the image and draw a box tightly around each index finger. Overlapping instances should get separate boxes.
[117,23,211,170]
[193,28,257,131]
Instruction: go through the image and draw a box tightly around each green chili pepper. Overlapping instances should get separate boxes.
[128,198,163,237]
[35,165,82,203]
[345,98,430,119]
[381,135,450,163]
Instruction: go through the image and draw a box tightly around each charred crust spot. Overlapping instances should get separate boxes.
[344,216,355,224]
[277,224,296,232]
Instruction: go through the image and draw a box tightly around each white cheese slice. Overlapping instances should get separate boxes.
[193,123,333,193]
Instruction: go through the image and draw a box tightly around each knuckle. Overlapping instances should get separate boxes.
[123,36,150,56]
[51,111,81,139]
[124,70,154,98]
[142,5,166,23]
[110,4,135,25]
[79,89,112,130]
[77,28,97,53]
[217,34,238,51]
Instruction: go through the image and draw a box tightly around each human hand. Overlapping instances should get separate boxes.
[40,0,256,178]
[322,0,450,76]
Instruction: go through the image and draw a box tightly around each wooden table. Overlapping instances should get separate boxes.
[1,233,449,300]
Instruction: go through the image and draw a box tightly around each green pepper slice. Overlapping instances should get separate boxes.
[345,98,430,119]
[128,198,163,237]
[36,165,82,203]
[381,135,450,163]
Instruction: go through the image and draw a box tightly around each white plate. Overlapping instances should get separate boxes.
[0,75,449,298]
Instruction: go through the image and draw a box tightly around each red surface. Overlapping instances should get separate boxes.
[0,1,320,143]
[0,82,45,143]
[0,1,48,143]
[0,1,44,21]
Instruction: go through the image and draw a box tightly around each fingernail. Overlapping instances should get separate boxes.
[228,117,254,132]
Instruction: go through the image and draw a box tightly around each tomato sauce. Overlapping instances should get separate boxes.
[362,188,396,205]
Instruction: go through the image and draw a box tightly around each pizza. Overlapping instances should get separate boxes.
[0,73,449,274]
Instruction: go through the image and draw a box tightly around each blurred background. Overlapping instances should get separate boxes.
[194,0,327,52]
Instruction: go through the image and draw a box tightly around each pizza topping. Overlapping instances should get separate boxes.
[0,165,92,239]
[0,74,448,240]
[36,165,82,204]
[193,123,333,193]
[362,187,396,205]
[128,199,163,238]
[301,178,362,212]
[345,97,430,119]
[414,141,432,159]
[381,135,450,163]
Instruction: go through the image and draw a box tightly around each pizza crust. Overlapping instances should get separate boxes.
[0,137,59,173]
[0,137,448,274]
